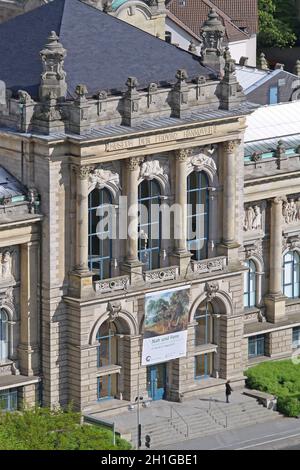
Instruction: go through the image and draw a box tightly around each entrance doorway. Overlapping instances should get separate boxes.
[147,363,167,401]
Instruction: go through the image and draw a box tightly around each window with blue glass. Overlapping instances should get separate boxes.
[88,187,113,280]
[0,388,17,411]
[195,353,213,379]
[0,308,8,363]
[138,179,161,270]
[244,260,256,308]
[269,86,278,105]
[283,251,300,299]
[96,320,117,368]
[292,327,300,349]
[194,301,213,346]
[187,171,209,261]
[248,335,265,358]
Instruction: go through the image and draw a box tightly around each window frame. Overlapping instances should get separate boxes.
[88,187,113,280]
[0,308,9,363]
[187,171,209,261]
[283,251,300,299]
[248,334,265,358]
[244,259,256,308]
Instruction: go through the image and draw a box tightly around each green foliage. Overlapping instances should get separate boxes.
[0,406,131,450]
[258,0,298,48]
[245,360,300,417]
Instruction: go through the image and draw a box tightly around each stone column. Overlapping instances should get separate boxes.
[18,241,39,376]
[75,165,92,272]
[265,197,286,322]
[69,165,93,297]
[122,157,144,283]
[170,149,191,274]
[219,140,240,266]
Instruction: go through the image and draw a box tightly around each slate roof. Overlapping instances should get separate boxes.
[0,0,214,99]
[166,0,258,42]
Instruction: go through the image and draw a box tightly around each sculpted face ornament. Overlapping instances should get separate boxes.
[205,281,219,300]
[107,300,122,322]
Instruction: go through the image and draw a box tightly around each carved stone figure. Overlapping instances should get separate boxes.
[1,251,12,280]
[283,198,300,225]
[140,159,168,180]
[244,205,262,231]
[90,166,120,189]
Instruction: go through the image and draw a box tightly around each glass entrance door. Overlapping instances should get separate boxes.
[147,363,167,401]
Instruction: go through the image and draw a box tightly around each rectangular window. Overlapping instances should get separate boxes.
[269,86,278,105]
[195,353,213,379]
[0,389,18,411]
[97,374,117,400]
[292,327,300,349]
[248,335,265,358]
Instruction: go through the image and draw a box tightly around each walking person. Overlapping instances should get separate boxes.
[225,380,232,403]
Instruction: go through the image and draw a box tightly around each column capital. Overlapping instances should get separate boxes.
[74,165,94,180]
[175,148,191,162]
[223,139,241,154]
[273,196,285,206]
[125,156,144,171]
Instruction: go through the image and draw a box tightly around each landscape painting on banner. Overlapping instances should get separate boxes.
[142,286,190,366]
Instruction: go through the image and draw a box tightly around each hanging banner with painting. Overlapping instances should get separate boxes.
[142,286,190,366]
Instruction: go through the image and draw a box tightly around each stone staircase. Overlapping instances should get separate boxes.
[130,399,281,449]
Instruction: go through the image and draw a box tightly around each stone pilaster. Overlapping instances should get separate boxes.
[18,241,39,376]
[69,165,93,298]
[219,140,240,266]
[265,197,286,322]
[121,157,144,284]
[170,149,192,274]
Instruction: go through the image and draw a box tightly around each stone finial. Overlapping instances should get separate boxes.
[75,84,88,102]
[200,8,225,75]
[276,140,287,169]
[239,56,249,66]
[218,57,245,110]
[258,52,268,70]
[188,40,197,54]
[224,46,232,62]
[294,60,300,77]
[103,0,113,12]
[18,90,34,105]
[39,31,67,101]
[171,70,190,118]
[175,69,188,84]
[126,77,139,91]
[123,77,140,126]
[275,63,285,70]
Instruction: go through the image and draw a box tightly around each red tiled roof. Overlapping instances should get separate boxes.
[166,0,258,43]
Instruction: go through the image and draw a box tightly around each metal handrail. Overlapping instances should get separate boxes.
[208,399,228,429]
[170,406,189,438]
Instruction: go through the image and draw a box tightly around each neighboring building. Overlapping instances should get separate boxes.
[165,0,258,67]
[0,167,41,410]
[0,0,299,415]
[236,64,300,105]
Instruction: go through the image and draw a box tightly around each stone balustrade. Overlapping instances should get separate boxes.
[190,256,227,275]
[144,266,179,284]
[94,275,130,294]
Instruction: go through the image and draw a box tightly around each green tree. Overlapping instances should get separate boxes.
[0,406,131,450]
[258,0,298,48]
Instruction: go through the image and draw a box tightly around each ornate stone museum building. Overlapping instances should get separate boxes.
[0,0,300,412]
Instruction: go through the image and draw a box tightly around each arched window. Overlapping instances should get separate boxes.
[283,251,300,299]
[138,179,161,271]
[0,309,8,363]
[88,187,113,280]
[194,301,214,346]
[187,171,209,261]
[244,259,256,308]
[96,320,118,368]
